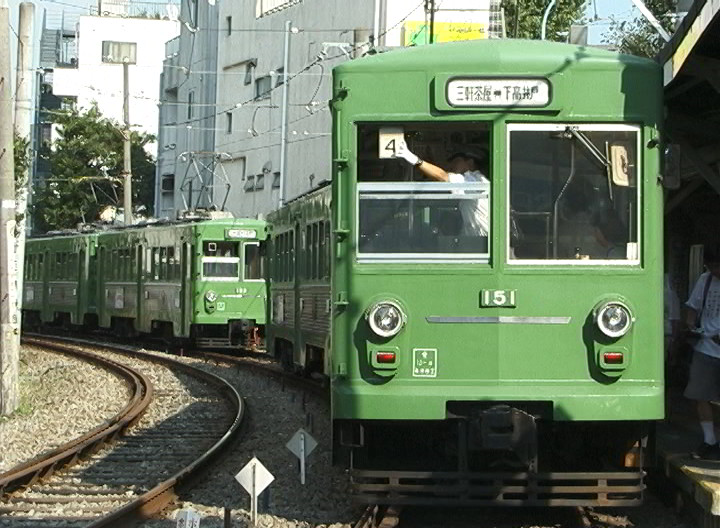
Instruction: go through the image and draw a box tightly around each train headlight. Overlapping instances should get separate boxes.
[595,301,633,338]
[367,301,406,338]
[205,290,218,303]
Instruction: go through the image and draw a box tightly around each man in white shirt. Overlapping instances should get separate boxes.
[684,250,720,459]
[395,142,490,236]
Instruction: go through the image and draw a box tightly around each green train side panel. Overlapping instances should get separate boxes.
[23,234,97,325]
[330,40,663,422]
[267,187,331,368]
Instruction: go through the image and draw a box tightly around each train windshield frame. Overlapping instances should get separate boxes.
[355,122,491,264]
[201,241,240,280]
[507,123,642,265]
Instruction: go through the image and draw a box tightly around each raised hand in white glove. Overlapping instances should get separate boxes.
[394,141,421,166]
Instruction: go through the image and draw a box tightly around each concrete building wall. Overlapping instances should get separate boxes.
[52,15,180,154]
[155,0,220,218]
[213,0,493,220]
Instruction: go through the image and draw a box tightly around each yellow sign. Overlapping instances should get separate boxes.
[403,21,487,46]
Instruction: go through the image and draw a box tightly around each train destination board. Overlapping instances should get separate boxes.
[447,78,550,107]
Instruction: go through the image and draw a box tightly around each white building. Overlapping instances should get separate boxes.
[52,14,180,154]
[158,0,497,219]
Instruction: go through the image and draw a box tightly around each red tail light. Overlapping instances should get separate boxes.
[603,352,624,364]
[376,351,396,364]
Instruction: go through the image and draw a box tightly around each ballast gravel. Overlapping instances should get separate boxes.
[0,344,697,528]
[0,345,130,473]
[132,351,359,528]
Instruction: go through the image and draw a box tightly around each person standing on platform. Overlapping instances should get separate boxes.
[684,250,720,459]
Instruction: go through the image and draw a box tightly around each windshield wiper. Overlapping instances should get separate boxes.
[564,126,613,201]
[564,126,609,169]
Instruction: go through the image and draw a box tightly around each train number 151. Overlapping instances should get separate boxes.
[480,289,517,307]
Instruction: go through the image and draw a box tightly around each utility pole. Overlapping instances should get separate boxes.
[0,0,19,415]
[14,2,35,351]
[429,0,435,44]
[278,20,292,209]
[122,60,132,224]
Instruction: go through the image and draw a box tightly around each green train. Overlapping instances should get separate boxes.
[267,39,666,506]
[23,215,268,349]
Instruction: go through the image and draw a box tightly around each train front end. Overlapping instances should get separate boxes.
[191,218,268,349]
[330,40,664,506]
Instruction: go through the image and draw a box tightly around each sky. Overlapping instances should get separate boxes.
[6,0,645,45]
[1,0,665,88]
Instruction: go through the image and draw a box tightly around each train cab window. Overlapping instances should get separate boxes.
[356,123,490,261]
[202,241,240,280]
[508,124,640,263]
[244,242,264,281]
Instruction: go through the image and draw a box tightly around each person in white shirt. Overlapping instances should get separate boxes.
[684,250,720,459]
[395,142,489,236]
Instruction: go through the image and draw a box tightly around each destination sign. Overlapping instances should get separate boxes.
[447,78,550,107]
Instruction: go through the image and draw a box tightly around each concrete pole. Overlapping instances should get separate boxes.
[0,0,19,415]
[14,2,35,349]
[122,60,132,224]
[278,20,291,209]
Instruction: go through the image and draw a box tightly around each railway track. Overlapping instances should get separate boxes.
[0,336,244,527]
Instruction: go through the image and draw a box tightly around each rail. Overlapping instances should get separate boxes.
[0,336,153,496]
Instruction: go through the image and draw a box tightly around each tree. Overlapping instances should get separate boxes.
[502,0,586,41]
[32,104,156,232]
[603,0,676,57]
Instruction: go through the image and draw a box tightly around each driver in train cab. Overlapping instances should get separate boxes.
[394,141,490,237]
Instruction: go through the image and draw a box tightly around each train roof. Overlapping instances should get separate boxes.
[334,39,659,75]
[28,216,266,240]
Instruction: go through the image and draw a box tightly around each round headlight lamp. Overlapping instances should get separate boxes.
[205,290,218,303]
[367,301,406,338]
[595,301,633,338]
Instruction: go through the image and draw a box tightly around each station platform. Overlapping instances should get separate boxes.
[656,386,720,528]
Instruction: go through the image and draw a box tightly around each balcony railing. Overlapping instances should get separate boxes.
[91,0,181,20]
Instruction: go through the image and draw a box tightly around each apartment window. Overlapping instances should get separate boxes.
[101,41,137,64]
[244,175,255,192]
[244,59,257,86]
[272,171,281,188]
[161,174,174,192]
[255,75,271,100]
[256,174,265,190]
[275,67,284,87]
[187,90,194,119]
[226,16,232,36]
[226,112,233,133]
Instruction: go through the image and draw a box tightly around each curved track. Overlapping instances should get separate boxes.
[0,336,245,527]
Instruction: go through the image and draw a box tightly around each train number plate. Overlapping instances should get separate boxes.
[480,289,516,307]
[413,348,437,378]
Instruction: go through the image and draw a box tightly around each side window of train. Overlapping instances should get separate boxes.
[508,124,640,263]
[244,242,263,281]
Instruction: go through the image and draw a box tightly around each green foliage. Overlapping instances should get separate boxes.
[14,134,30,194]
[602,0,676,57]
[502,0,586,41]
[32,104,156,232]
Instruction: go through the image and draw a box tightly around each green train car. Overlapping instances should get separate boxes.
[23,216,268,349]
[268,39,666,506]
[23,231,98,328]
[267,185,331,372]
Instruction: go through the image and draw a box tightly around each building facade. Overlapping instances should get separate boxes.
[52,14,180,154]
[155,0,221,219]
[159,0,497,219]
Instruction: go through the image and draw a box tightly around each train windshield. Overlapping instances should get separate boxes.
[202,241,240,279]
[356,123,491,262]
[508,124,640,263]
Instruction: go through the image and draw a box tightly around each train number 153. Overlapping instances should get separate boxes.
[480,289,517,307]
